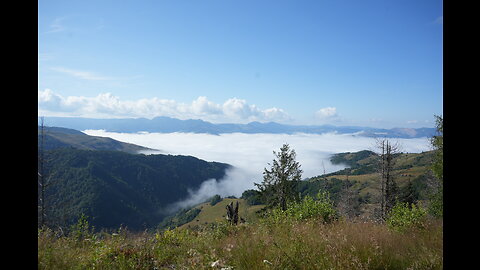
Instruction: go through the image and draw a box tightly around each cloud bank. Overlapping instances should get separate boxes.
[315,107,338,120]
[38,89,291,123]
[83,130,432,211]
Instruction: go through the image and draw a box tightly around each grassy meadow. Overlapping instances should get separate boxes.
[38,215,442,270]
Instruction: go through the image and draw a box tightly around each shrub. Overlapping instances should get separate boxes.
[209,194,223,206]
[286,191,337,223]
[428,187,443,218]
[69,213,94,241]
[262,191,338,225]
[386,202,427,232]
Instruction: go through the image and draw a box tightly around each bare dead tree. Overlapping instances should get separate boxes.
[225,201,239,225]
[375,138,401,221]
[337,182,355,219]
[38,117,58,228]
[38,116,47,227]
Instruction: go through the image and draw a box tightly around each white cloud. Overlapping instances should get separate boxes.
[38,89,291,123]
[83,130,432,210]
[191,96,222,115]
[315,107,339,121]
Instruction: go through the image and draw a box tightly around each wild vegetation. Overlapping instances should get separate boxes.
[38,116,443,269]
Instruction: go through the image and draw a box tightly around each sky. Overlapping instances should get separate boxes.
[38,0,443,128]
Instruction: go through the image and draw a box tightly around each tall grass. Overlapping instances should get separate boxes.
[38,217,442,269]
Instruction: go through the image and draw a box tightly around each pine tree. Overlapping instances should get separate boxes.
[255,143,302,211]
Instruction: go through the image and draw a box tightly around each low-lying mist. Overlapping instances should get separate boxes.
[83,130,432,212]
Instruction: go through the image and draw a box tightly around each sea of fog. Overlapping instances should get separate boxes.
[83,130,432,211]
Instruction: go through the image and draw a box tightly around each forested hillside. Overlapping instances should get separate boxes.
[38,126,154,154]
[41,148,230,230]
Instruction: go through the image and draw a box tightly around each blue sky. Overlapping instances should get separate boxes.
[38,0,443,128]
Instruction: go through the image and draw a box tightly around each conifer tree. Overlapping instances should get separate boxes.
[255,143,302,211]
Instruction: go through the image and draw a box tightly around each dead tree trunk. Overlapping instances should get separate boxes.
[38,117,46,227]
[225,201,239,225]
[376,138,400,221]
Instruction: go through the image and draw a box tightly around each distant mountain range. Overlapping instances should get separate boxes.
[42,116,436,138]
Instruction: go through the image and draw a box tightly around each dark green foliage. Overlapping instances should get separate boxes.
[255,144,302,211]
[297,177,352,204]
[209,194,223,206]
[241,189,264,205]
[328,150,378,176]
[330,150,376,167]
[43,148,230,231]
[158,208,202,230]
[397,179,420,206]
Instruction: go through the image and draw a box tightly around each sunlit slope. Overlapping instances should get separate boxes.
[179,199,265,229]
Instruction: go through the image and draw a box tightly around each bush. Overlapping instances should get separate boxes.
[386,202,427,232]
[262,191,338,225]
[209,194,223,206]
[69,213,94,241]
[286,191,337,223]
[428,187,443,218]
[241,189,264,205]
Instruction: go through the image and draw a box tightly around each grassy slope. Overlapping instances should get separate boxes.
[179,198,265,229]
[306,150,435,220]
[38,218,443,269]
[324,151,433,193]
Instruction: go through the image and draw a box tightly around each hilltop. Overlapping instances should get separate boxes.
[38,126,155,154]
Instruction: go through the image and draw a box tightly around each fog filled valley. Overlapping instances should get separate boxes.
[82,130,432,210]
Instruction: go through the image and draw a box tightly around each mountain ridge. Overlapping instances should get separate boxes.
[39,125,157,154]
[41,116,435,138]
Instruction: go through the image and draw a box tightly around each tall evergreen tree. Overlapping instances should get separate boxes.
[255,143,302,211]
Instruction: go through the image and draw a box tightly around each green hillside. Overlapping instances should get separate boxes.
[181,198,265,229]
[155,150,436,231]
[302,150,435,219]
[41,148,230,231]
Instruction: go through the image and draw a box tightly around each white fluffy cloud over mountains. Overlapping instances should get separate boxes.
[38,89,291,123]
